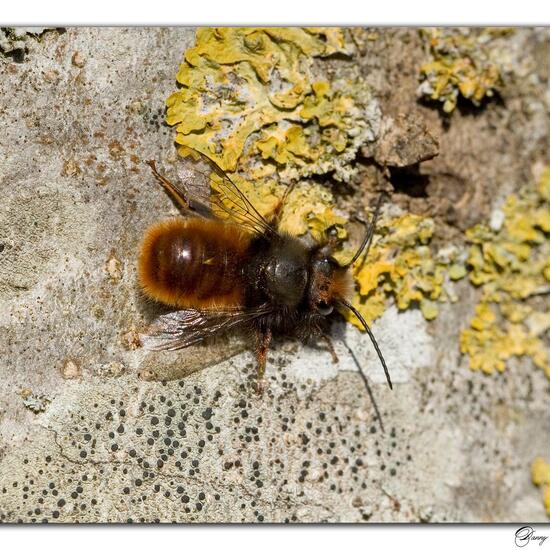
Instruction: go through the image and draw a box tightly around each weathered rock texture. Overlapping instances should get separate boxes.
[0,27,549,523]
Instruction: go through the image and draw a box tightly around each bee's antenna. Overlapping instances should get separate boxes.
[344,192,385,267]
[337,298,393,390]
[341,339,385,433]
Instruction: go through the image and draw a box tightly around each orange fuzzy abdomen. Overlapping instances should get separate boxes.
[138,218,251,310]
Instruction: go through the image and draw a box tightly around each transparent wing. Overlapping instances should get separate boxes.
[140,306,271,352]
[166,145,276,237]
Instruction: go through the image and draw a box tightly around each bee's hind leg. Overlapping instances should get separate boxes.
[254,328,272,394]
[145,160,191,212]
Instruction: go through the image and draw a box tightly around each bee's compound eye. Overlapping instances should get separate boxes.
[317,301,334,316]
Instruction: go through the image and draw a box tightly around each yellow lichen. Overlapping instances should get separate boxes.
[339,213,467,327]
[165,28,473,332]
[277,182,347,242]
[460,169,550,378]
[166,27,380,184]
[532,457,550,517]
[418,28,506,113]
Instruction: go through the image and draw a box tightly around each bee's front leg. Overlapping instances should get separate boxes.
[320,333,339,364]
[254,328,272,394]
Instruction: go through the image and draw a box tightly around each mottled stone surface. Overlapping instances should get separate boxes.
[1,27,549,523]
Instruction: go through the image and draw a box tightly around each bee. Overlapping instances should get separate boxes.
[138,146,392,392]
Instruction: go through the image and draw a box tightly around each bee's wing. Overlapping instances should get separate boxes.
[171,146,276,237]
[140,306,270,352]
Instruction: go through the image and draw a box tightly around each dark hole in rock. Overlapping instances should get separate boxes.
[388,166,430,198]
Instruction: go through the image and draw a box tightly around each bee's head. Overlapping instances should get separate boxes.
[308,249,353,316]
[308,193,386,317]
[307,194,392,391]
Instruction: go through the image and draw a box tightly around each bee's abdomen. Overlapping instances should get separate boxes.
[138,218,251,309]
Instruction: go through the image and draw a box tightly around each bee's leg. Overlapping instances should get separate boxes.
[145,160,191,211]
[254,328,272,394]
[320,334,339,364]
[269,181,297,226]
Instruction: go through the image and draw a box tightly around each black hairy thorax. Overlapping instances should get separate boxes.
[241,234,330,337]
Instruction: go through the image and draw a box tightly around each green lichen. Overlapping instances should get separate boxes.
[166,27,380,184]
[532,457,550,517]
[418,28,507,113]
[337,212,467,327]
[460,169,550,378]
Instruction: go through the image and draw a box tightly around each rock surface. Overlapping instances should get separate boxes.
[1,27,549,523]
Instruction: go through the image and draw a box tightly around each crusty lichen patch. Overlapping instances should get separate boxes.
[417,28,507,113]
[166,27,380,184]
[336,211,467,328]
[20,389,50,414]
[0,365,413,523]
[460,169,550,378]
[532,457,550,517]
